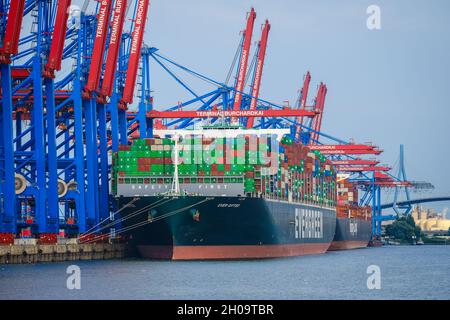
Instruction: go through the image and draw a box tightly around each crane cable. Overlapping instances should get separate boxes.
[78,197,174,239]
[81,198,211,244]
[244,50,257,89]
[225,37,244,86]
[79,197,175,239]
[79,197,141,237]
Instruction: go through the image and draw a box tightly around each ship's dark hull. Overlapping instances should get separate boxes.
[328,217,371,251]
[117,196,336,260]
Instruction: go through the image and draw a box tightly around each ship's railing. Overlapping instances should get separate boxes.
[255,192,336,209]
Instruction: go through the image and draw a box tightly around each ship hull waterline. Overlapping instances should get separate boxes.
[117,196,337,260]
[328,217,372,251]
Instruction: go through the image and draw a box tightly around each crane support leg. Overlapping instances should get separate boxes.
[84,99,99,228]
[98,103,109,219]
[0,63,16,233]
[44,78,59,234]
[73,79,87,232]
[30,57,47,234]
[119,109,128,145]
[109,93,120,152]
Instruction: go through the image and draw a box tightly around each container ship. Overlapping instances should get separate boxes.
[113,127,339,260]
[328,178,372,250]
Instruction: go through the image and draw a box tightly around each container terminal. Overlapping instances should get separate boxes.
[0,1,435,263]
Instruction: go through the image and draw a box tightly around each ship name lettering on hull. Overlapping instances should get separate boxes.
[217,203,241,208]
[350,220,358,236]
[294,208,323,239]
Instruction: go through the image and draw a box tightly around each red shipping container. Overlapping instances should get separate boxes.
[245,171,255,178]
[119,145,131,151]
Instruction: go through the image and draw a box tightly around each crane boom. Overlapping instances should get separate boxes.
[44,0,72,78]
[336,166,391,172]
[319,149,383,155]
[310,144,375,151]
[84,0,113,96]
[310,83,327,144]
[147,108,318,119]
[246,20,270,128]
[0,0,25,64]
[119,0,150,110]
[99,0,128,101]
[331,159,379,166]
[294,71,311,140]
[232,7,256,111]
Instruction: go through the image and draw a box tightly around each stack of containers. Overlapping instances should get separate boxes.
[259,135,336,207]
[337,179,358,206]
[336,204,372,220]
[112,134,337,208]
[336,178,371,219]
[112,138,175,191]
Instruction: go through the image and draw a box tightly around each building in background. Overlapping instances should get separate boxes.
[412,206,450,234]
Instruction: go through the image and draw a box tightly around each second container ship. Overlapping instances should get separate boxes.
[327,178,372,250]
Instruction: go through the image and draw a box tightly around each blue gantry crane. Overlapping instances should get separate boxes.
[0,0,151,243]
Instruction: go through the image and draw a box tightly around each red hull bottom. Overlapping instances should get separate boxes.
[328,240,369,251]
[137,243,332,260]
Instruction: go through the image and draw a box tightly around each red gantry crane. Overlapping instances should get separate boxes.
[246,19,270,128]
[231,7,256,123]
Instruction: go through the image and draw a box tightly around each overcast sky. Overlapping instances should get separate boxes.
[81,0,450,211]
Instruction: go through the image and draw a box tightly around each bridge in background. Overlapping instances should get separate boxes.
[381,196,450,210]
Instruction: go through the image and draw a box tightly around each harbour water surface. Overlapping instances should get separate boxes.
[1,245,449,300]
